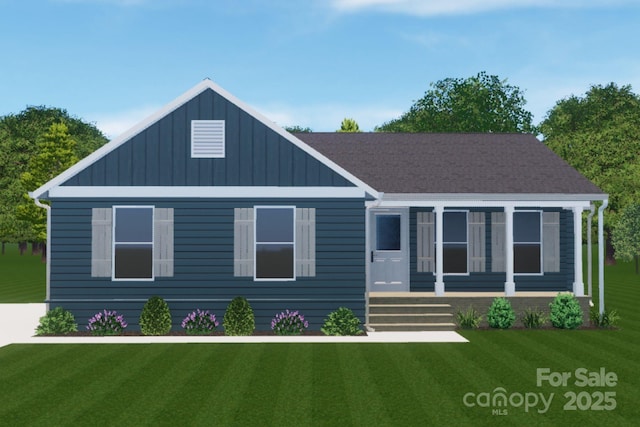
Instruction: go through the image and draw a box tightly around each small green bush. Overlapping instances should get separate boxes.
[549,293,583,329]
[321,307,363,336]
[487,297,516,329]
[521,308,547,329]
[223,297,255,336]
[456,306,482,329]
[590,306,620,328]
[35,307,78,335]
[139,296,172,335]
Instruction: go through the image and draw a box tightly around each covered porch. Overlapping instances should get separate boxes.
[364,194,608,330]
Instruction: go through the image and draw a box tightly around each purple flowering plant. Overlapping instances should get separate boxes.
[181,309,219,335]
[271,309,309,335]
[87,309,128,336]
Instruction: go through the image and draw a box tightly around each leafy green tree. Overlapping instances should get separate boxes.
[337,118,360,132]
[284,125,312,133]
[612,204,640,273]
[16,123,79,259]
[376,72,535,133]
[0,107,107,249]
[540,83,640,262]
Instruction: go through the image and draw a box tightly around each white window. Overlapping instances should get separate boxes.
[113,206,154,280]
[514,211,542,274]
[441,211,468,274]
[254,206,295,280]
[191,120,225,158]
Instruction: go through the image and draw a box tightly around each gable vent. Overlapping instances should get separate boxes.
[191,120,225,158]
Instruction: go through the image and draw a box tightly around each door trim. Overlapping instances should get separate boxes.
[366,207,410,292]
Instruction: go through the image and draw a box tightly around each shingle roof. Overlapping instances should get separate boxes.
[296,133,604,195]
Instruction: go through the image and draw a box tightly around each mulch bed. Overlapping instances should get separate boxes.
[39,330,368,337]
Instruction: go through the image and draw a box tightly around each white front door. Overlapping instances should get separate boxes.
[369,208,409,292]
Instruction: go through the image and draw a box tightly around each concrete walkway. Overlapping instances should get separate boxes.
[0,304,468,347]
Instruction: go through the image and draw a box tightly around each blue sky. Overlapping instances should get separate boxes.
[1,0,639,137]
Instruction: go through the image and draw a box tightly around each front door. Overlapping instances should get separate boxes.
[369,208,409,292]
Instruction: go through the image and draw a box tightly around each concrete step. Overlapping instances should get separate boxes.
[369,304,452,314]
[369,323,457,332]
[369,313,453,324]
[369,297,451,305]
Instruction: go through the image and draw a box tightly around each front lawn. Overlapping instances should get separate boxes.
[0,260,638,425]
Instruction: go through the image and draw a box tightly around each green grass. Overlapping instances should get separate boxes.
[1,260,639,425]
[0,243,45,302]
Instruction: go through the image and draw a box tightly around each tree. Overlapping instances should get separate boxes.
[376,72,535,133]
[0,107,108,249]
[16,123,79,260]
[612,204,640,273]
[337,118,360,132]
[540,83,640,263]
[284,125,312,133]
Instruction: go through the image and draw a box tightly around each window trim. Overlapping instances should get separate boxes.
[434,210,469,276]
[112,205,155,281]
[253,205,296,281]
[513,210,543,276]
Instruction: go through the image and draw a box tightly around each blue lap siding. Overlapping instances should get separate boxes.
[49,198,366,331]
[409,207,575,293]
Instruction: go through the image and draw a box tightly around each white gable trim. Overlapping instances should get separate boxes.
[30,79,379,200]
[48,186,366,199]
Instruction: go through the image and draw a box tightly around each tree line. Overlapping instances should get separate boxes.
[0,107,108,259]
[2,74,639,266]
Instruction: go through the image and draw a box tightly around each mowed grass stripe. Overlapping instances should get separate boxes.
[269,344,314,426]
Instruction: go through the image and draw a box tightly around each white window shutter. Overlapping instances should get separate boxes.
[191,120,225,158]
[543,212,560,273]
[468,212,486,272]
[154,208,174,277]
[234,208,254,276]
[417,212,434,272]
[296,208,316,277]
[491,212,506,272]
[91,208,112,277]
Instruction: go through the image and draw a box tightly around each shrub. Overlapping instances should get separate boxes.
[456,306,482,329]
[87,310,128,336]
[549,293,583,329]
[223,297,255,336]
[139,296,172,336]
[321,307,363,336]
[181,309,219,335]
[487,297,516,329]
[35,307,78,335]
[589,306,620,328]
[271,309,309,335]
[521,308,547,329]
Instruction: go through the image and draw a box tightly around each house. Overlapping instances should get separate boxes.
[30,79,608,331]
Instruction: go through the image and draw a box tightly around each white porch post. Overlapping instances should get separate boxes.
[434,206,444,296]
[504,206,515,296]
[573,207,584,296]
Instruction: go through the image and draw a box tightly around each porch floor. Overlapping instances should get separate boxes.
[368,291,580,298]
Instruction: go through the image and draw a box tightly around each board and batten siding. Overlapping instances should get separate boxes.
[409,208,574,292]
[61,89,354,188]
[49,198,366,330]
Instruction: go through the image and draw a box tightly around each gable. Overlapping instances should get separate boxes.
[61,89,353,188]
